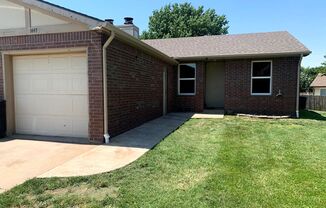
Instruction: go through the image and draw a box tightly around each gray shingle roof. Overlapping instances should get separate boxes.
[143,31,311,60]
[311,73,326,87]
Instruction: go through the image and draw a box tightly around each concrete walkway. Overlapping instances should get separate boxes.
[0,113,191,192]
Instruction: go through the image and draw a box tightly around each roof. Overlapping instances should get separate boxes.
[311,73,326,87]
[99,24,178,65]
[11,0,177,65]
[35,0,104,22]
[143,31,311,60]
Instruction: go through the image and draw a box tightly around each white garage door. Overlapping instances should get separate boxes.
[13,53,89,138]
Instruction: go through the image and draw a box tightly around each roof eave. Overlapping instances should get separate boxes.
[99,23,179,65]
[12,0,103,28]
[311,85,326,87]
[174,51,312,61]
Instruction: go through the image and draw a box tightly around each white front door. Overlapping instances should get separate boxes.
[13,53,89,138]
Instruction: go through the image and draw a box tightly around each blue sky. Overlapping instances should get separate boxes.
[49,0,325,67]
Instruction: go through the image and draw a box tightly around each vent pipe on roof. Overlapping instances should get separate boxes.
[124,17,134,25]
[105,19,114,25]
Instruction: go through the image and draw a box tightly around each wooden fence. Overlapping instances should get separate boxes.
[303,96,326,111]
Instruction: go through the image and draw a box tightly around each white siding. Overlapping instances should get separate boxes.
[314,87,326,96]
[31,9,67,27]
[0,0,25,29]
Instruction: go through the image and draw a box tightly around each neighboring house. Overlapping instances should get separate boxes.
[0,0,311,143]
[310,73,326,96]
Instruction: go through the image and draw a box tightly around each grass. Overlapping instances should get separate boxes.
[0,110,325,207]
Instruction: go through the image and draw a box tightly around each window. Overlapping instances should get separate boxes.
[321,89,326,96]
[251,61,272,95]
[178,63,196,95]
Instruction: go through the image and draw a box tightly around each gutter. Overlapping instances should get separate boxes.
[93,26,115,144]
[174,51,312,62]
[296,54,304,118]
[100,23,178,65]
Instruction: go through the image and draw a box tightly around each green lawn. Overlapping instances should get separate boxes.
[1,111,325,208]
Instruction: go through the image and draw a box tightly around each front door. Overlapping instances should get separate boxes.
[205,62,225,108]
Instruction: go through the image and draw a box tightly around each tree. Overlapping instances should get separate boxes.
[300,67,319,92]
[300,56,326,92]
[322,55,326,67]
[141,3,229,39]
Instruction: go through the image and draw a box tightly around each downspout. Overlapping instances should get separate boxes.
[296,54,303,118]
[93,26,115,143]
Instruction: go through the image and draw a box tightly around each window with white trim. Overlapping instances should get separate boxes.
[178,63,196,95]
[251,61,272,95]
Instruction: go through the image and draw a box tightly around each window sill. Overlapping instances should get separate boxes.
[251,93,272,96]
[178,93,196,96]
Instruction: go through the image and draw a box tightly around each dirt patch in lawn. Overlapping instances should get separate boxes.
[35,183,120,202]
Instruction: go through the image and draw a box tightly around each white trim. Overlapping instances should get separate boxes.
[251,60,273,96]
[1,47,88,55]
[178,63,196,96]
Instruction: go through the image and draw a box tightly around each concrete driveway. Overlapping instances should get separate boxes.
[0,113,191,193]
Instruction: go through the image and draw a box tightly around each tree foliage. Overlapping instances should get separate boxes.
[300,56,326,92]
[322,55,326,67]
[141,3,229,39]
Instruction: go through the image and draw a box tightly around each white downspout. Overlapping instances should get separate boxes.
[103,30,115,143]
[93,26,115,143]
[296,54,303,118]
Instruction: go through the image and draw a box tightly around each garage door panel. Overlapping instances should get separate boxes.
[16,116,34,133]
[13,58,33,72]
[31,58,49,73]
[49,56,70,71]
[13,53,89,138]
[34,117,73,136]
[72,75,88,93]
[73,96,88,116]
[32,78,49,92]
[71,55,87,71]
[15,96,38,115]
[16,115,88,138]
[73,119,89,138]
[51,76,73,92]
[13,75,31,94]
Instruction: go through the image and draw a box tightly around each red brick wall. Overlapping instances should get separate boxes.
[106,39,173,136]
[0,31,104,142]
[174,61,205,112]
[225,57,300,116]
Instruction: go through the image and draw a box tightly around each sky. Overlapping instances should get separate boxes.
[48,0,325,67]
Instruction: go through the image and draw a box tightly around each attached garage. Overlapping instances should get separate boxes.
[11,53,89,138]
[0,0,179,143]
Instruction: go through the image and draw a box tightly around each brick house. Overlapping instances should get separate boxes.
[0,0,311,143]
